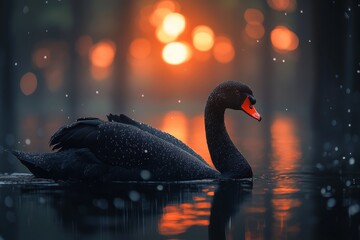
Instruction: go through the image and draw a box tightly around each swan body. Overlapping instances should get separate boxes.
[13,81,261,182]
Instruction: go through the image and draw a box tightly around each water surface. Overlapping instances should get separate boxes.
[1,171,359,240]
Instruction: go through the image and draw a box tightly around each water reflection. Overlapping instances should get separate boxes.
[270,114,302,239]
[0,176,253,240]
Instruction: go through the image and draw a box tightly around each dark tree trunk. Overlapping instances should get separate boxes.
[0,0,15,172]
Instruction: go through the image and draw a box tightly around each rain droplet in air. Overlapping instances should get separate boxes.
[349,157,355,165]
[14,62,18,66]
[129,191,140,201]
[65,94,68,98]
[25,139,31,145]
[327,198,336,208]
[273,57,277,61]
[96,90,99,94]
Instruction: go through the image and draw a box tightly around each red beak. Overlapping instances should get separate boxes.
[241,96,262,121]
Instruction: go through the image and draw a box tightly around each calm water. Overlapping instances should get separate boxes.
[0,170,359,240]
[1,112,360,239]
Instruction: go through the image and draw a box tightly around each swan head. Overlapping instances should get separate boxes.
[215,81,261,121]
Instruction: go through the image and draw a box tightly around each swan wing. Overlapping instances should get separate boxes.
[107,114,209,166]
[50,117,102,151]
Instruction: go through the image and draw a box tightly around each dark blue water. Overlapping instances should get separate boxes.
[0,170,359,240]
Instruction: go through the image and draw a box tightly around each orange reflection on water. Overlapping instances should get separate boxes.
[271,114,301,172]
[159,195,211,235]
[158,187,213,236]
[270,114,301,237]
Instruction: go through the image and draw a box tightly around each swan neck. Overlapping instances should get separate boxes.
[204,95,252,178]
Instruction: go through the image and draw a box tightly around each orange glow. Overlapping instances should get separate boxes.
[244,8,264,23]
[192,25,214,51]
[90,65,112,81]
[76,35,93,56]
[156,26,178,43]
[189,115,213,167]
[272,199,301,219]
[129,38,151,60]
[89,40,116,68]
[162,42,191,65]
[267,0,297,12]
[159,202,210,236]
[213,36,235,63]
[162,13,186,37]
[271,26,299,51]
[32,48,50,68]
[20,72,37,96]
[271,115,301,171]
[161,111,188,144]
[150,6,173,27]
[156,0,179,12]
[245,23,265,39]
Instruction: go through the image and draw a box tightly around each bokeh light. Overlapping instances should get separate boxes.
[162,13,186,38]
[162,42,191,65]
[245,24,265,39]
[244,8,264,24]
[156,26,178,43]
[150,7,173,27]
[32,48,50,68]
[271,26,299,51]
[89,40,116,68]
[192,25,214,52]
[20,72,37,96]
[244,8,265,40]
[130,38,151,60]
[267,0,297,12]
[213,37,235,63]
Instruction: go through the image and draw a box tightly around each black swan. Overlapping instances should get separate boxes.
[12,81,261,181]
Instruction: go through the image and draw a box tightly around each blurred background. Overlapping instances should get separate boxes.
[0,0,359,174]
[1,1,360,240]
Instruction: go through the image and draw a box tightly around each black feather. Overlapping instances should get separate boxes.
[50,118,103,151]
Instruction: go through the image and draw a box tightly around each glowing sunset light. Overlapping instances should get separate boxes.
[162,13,186,37]
[271,26,299,51]
[192,25,214,51]
[156,26,178,43]
[129,38,151,60]
[213,37,235,63]
[89,40,116,68]
[20,72,37,96]
[162,42,191,65]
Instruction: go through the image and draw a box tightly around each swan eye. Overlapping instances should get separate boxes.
[235,90,240,95]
